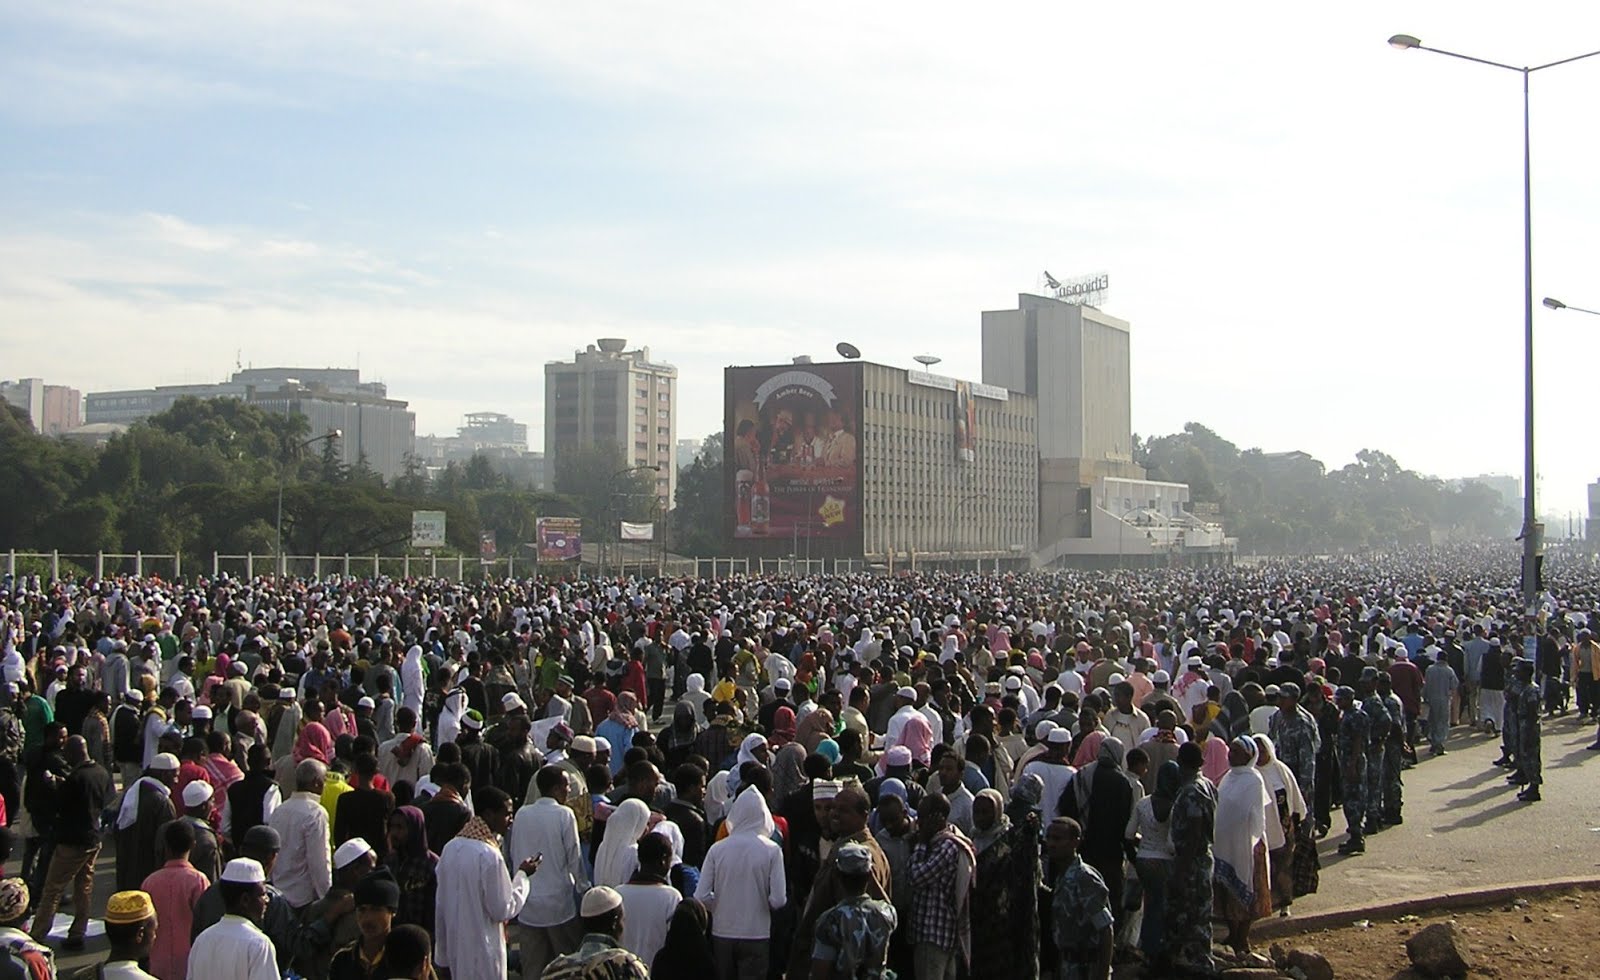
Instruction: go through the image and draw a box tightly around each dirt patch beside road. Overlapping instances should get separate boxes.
[1288,888,1592,979]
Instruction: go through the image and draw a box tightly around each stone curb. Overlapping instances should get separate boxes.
[1252,876,1600,939]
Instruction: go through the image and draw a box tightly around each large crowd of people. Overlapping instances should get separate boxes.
[0,542,1595,979]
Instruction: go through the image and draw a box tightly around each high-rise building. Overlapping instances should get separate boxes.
[85,367,416,481]
[545,339,677,507]
[981,292,1145,550]
[1,378,82,435]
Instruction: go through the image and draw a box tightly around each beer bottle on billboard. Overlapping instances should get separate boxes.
[751,460,771,536]
[735,468,754,534]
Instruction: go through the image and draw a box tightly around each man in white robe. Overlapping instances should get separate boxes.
[435,786,540,980]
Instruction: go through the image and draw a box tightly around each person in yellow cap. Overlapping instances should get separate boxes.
[103,889,160,978]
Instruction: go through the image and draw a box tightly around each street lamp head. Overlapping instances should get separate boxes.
[329,429,342,439]
[1542,297,1567,310]
[1388,34,1422,50]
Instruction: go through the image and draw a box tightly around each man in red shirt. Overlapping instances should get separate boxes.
[1388,654,1425,765]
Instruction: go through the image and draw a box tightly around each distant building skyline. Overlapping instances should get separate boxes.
[1,378,81,436]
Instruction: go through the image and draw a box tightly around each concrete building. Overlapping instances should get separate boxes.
[676,437,705,471]
[415,412,547,490]
[1465,474,1521,514]
[724,359,1037,567]
[545,339,677,507]
[1,378,82,435]
[981,293,1153,557]
[1588,480,1600,544]
[85,368,416,481]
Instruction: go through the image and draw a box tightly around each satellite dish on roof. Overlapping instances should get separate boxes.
[913,354,942,368]
[836,342,861,360]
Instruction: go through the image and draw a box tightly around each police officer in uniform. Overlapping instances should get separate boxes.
[1514,659,1543,803]
[1375,673,1407,826]
[1357,668,1390,837]
[1334,686,1370,856]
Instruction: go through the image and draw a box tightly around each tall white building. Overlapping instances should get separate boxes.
[1,378,81,435]
[545,339,677,507]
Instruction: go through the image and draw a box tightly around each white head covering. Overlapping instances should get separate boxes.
[593,798,651,887]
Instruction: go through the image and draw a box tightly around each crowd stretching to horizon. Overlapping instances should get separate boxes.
[0,543,1595,979]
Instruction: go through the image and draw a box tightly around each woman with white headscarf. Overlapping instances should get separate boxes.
[1252,734,1307,913]
[400,644,425,717]
[681,673,711,726]
[705,733,769,825]
[595,797,652,887]
[1215,735,1273,954]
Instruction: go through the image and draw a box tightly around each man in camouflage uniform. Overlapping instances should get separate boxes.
[1357,669,1390,837]
[1167,742,1217,975]
[1375,673,1407,826]
[1335,686,1369,856]
[1514,659,1543,803]
[1268,682,1319,809]
[1047,817,1114,980]
[808,841,898,980]
[1502,649,1524,779]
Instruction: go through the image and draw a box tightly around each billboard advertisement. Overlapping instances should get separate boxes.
[535,517,583,561]
[726,363,861,542]
[955,381,976,463]
[410,510,447,549]
[478,531,497,561]
[620,522,655,541]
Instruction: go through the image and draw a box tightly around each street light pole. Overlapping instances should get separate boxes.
[1388,33,1600,625]
[276,430,341,579]
[1544,297,1600,318]
[602,464,660,581]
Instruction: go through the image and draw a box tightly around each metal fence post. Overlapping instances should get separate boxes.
[246,553,254,579]
[51,550,59,581]
[403,555,411,578]
[96,552,104,579]
[343,555,351,578]
[430,554,437,578]
[457,556,465,580]
[5,551,13,579]
[372,555,379,578]
[175,552,182,581]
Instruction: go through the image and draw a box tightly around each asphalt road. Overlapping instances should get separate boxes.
[22,712,1600,972]
[1294,710,1600,915]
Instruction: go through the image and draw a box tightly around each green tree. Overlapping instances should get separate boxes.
[672,431,725,556]
[553,442,657,541]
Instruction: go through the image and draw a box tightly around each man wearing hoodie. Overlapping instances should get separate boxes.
[694,787,787,980]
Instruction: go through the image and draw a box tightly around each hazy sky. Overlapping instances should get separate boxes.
[5,3,1600,515]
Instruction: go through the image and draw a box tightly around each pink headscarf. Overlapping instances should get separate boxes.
[1072,729,1106,769]
[898,712,934,767]
[293,721,333,764]
[1201,735,1231,785]
[770,707,798,748]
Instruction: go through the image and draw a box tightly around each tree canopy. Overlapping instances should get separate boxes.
[1136,423,1517,553]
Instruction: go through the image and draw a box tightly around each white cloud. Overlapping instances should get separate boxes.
[5,2,1600,514]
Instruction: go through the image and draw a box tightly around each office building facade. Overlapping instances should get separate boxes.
[545,339,677,507]
[85,368,416,481]
[723,359,1037,566]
